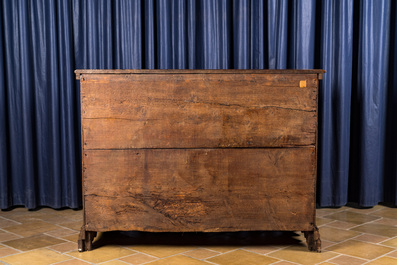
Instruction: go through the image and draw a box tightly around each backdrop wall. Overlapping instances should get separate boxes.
[1,0,396,209]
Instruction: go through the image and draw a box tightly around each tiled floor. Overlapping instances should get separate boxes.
[0,205,396,265]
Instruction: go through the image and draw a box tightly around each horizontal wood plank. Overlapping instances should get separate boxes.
[81,75,318,115]
[82,107,316,149]
[81,74,317,149]
[83,148,316,232]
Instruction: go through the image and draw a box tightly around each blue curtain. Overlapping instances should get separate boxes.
[1,0,396,209]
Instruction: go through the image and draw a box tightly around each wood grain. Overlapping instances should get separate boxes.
[83,148,316,232]
[77,70,323,252]
[81,74,318,149]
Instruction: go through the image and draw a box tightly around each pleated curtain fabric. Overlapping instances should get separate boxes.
[0,0,396,209]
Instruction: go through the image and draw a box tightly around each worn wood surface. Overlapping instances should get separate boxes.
[81,74,317,149]
[78,70,323,251]
[83,148,316,232]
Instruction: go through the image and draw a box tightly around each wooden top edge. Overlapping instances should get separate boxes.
[75,69,326,80]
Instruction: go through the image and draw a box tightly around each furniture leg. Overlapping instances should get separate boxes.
[303,225,321,252]
[78,226,97,252]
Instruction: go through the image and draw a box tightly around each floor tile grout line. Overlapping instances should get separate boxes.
[121,249,161,260]
[126,245,203,259]
[182,250,221,260]
[61,245,202,264]
[347,224,396,239]
[238,247,282,256]
[270,260,301,265]
[323,250,371,263]
[61,250,98,264]
[129,248,217,265]
[370,235,397,246]
[47,256,76,265]
[322,252,370,264]
[0,216,21,226]
[319,253,343,265]
[97,257,131,265]
[0,243,22,255]
[361,250,397,265]
[118,251,162,265]
[0,227,23,238]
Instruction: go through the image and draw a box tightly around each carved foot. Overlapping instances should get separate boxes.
[78,226,97,252]
[303,226,321,252]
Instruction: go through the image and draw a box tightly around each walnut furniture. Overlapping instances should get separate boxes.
[75,69,325,252]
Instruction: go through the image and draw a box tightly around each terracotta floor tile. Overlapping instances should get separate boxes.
[323,211,381,224]
[0,230,22,242]
[55,259,92,265]
[325,220,358,229]
[272,261,302,265]
[372,218,397,226]
[120,253,159,264]
[204,246,239,253]
[387,250,397,258]
[320,239,336,249]
[0,246,20,257]
[183,248,220,259]
[3,234,65,251]
[50,210,83,221]
[2,212,58,224]
[0,210,43,223]
[49,241,78,253]
[319,226,361,242]
[36,214,76,224]
[355,233,389,243]
[146,255,211,265]
[328,254,367,265]
[3,220,59,237]
[326,240,394,260]
[345,205,385,214]
[316,217,335,226]
[62,233,79,242]
[128,245,195,258]
[60,221,83,231]
[365,256,397,265]
[0,217,20,228]
[372,208,397,219]
[101,260,131,265]
[0,248,70,265]
[380,237,397,248]
[268,245,337,265]
[316,208,346,217]
[45,227,78,237]
[207,249,279,265]
[68,245,135,263]
[242,245,280,255]
[351,223,397,237]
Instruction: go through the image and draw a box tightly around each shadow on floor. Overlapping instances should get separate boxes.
[92,231,305,250]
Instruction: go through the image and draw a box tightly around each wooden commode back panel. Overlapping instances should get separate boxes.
[77,69,323,234]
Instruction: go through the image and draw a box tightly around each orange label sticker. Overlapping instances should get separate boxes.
[300,80,307,88]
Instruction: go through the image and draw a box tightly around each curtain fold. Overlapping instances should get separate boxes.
[1,0,80,209]
[384,0,397,204]
[1,0,396,209]
[318,0,353,206]
[0,0,8,207]
[349,0,391,206]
